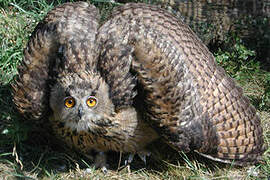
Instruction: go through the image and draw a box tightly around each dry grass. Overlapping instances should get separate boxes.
[0,0,269,179]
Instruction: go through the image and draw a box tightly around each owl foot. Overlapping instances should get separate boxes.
[94,152,108,174]
[117,154,134,172]
[124,154,134,166]
[124,151,151,166]
[138,152,151,165]
[120,154,133,173]
[117,151,151,172]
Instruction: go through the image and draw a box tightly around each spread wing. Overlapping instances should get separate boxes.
[97,3,266,165]
[97,39,137,111]
[12,2,100,120]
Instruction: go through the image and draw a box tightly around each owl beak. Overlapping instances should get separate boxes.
[78,105,84,119]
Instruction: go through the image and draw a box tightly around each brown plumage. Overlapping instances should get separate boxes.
[12,1,265,170]
[12,1,100,120]
[97,3,266,165]
[12,2,157,170]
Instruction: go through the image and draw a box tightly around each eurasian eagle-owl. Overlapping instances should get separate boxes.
[12,1,266,170]
[12,2,157,169]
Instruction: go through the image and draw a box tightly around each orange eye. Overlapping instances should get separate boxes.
[64,97,75,108]
[86,97,97,107]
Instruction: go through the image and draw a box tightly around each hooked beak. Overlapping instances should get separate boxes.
[78,105,84,119]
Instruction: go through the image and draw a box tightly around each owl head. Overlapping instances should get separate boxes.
[49,71,115,132]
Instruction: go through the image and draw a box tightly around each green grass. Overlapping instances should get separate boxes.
[0,0,269,179]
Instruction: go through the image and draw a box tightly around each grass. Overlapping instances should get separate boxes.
[0,0,269,179]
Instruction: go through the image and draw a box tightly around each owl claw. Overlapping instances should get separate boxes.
[124,154,134,166]
[124,151,151,166]
[101,166,108,174]
[94,151,108,173]
[118,152,151,172]
[138,151,151,165]
[138,154,147,165]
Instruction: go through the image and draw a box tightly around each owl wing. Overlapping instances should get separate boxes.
[97,3,266,165]
[12,2,100,120]
[97,38,137,111]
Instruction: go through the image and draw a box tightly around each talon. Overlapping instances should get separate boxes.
[125,154,134,166]
[138,151,151,165]
[138,154,147,164]
[101,166,108,174]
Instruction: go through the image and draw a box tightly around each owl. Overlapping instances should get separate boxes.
[12,1,266,173]
[12,2,157,170]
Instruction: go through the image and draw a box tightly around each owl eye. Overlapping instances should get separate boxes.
[64,97,75,108]
[86,97,97,107]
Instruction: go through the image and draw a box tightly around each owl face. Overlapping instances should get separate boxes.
[49,72,115,132]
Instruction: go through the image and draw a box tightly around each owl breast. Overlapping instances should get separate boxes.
[49,107,158,153]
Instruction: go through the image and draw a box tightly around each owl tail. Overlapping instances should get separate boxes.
[12,2,100,120]
[196,80,267,166]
